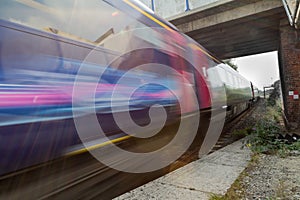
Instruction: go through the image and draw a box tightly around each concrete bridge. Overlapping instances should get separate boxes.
[140,0,300,131]
[169,0,285,59]
[141,0,286,59]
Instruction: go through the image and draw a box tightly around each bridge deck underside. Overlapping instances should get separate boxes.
[171,6,286,59]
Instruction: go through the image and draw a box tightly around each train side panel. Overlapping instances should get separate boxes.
[215,64,253,120]
[0,0,199,174]
[0,0,254,176]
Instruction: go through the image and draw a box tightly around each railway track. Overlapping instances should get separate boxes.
[0,102,259,199]
[211,100,260,153]
[169,101,259,169]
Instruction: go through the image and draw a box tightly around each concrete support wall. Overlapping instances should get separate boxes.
[279,20,300,130]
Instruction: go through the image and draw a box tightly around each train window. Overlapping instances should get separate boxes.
[226,71,233,87]
[207,67,223,88]
[243,80,248,88]
[0,0,144,48]
[238,78,242,88]
[216,67,226,84]
[234,76,238,88]
[245,80,248,87]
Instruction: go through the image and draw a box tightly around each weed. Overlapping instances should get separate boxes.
[232,127,252,137]
[245,118,286,154]
[287,140,300,151]
[245,115,300,156]
[243,99,300,156]
[209,194,226,200]
[275,179,288,199]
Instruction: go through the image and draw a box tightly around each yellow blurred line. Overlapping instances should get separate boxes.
[65,135,132,156]
[188,43,220,63]
[123,0,173,32]
[123,1,220,63]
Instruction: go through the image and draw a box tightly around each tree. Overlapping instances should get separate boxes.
[223,59,238,71]
[270,80,281,100]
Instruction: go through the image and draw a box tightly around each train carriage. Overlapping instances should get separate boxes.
[0,0,254,175]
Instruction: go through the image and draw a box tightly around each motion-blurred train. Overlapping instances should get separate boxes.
[0,0,255,175]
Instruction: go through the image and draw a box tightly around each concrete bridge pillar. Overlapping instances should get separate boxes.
[279,20,300,130]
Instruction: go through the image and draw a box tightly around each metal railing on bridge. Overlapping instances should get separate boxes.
[282,0,300,29]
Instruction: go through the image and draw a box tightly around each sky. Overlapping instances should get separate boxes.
[234,51,280,90]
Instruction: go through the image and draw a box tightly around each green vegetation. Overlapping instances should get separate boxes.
[245,117,283,154]
[209,194,225,200]
[223,59,238,71]
[267,80,281,106]
[232,127,252,137]
[243,100,300,157]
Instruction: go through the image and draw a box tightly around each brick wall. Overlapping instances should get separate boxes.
[279,20,300,130]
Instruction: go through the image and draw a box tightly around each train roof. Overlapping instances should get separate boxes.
[129,0,179,31]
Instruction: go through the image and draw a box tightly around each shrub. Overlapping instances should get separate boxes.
[246,119,286,154]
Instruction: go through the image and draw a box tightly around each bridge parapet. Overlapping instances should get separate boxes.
[139,0,222,18]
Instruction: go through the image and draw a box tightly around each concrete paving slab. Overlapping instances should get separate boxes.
[115,181,210,200]
[200,150,251,167]
[218,139,249,153]
[115,139,251,200]
[157,162,245,195]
